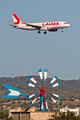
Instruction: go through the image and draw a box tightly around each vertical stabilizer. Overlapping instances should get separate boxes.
[12,14,22,25]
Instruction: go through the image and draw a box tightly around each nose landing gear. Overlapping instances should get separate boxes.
[61,29,63,32]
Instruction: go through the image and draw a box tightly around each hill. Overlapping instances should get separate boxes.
[0,76,80,100]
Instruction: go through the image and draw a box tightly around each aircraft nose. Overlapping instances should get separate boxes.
[68,24,70,27]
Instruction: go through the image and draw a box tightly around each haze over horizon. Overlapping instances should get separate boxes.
[0,1,80,80]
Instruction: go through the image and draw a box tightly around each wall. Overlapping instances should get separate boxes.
[11,112,30,120]
[11,111,55,120]
[30,112,54,120]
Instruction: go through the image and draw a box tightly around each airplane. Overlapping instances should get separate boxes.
[9,14,70,34]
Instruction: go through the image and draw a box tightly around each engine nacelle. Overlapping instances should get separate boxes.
[48,29,58,32]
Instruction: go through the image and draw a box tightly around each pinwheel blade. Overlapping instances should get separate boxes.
[51,97,58,105]
[38,69,43,81]
[27,93,37,100]
[40,102,43,112]
[2,84,25,99]
[51,82,61,88]
[44,69,48,81]
[40,93,44,112]
[51,93,61,99]
[49,76,58,85]
[29,76,38,85]
[30,97,37,105]
[26,82,37,88]
[38,96,40,99]
[45,101,48,112]
[40,96,43,102]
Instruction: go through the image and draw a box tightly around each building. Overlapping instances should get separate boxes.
[9,107,22,117]
[11,111,55,120]
[10,106,55,120]
[60,106,79,116]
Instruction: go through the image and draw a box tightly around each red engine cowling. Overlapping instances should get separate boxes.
[48,29,58,32]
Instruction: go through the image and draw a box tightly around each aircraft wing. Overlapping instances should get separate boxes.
[25,23,43,29]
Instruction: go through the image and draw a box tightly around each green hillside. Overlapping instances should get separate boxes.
[0,76,80,100]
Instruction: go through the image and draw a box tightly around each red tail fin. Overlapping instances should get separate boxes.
[12,14,22,25]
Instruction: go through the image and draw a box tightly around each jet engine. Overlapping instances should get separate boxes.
[48,29,58,32]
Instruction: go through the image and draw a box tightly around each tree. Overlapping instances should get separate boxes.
[0,111,13,120]
[0,112,5,119]
[48,111,80,120]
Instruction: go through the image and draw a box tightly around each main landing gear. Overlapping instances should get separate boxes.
[44,31,47,34]
[38,30,41,33]
[38,30,47,34]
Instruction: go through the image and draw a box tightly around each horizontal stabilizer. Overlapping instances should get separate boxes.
[9,24,17,28]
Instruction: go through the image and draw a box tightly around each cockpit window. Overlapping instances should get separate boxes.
[64,22,68,24]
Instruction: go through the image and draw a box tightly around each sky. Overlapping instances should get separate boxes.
[0,0,80,80]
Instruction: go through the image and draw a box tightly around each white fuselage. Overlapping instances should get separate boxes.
[14,21,70,31]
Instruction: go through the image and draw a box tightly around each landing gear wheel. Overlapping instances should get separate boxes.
[44,31,47,34]
[38,31,41,33]
[61,29,63,32]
